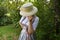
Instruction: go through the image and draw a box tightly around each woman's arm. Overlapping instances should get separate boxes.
[19,22,28,28]
[19,22,23,28]
[27,20,34,35]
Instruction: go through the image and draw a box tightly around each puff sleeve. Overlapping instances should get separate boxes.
[32,17,39,31]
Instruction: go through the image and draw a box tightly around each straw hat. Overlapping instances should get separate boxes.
[20,2,38,16]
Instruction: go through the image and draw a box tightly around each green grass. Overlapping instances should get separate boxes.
[0,24,21,40]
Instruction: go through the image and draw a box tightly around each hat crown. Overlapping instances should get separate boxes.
[20,2,33,12]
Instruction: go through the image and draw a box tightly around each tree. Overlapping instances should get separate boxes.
[54,0,60,35]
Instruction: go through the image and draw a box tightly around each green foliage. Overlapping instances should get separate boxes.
[0,0,21,26]
[31,0,55,40]
[0,16,12,26]
[0,6,7,17]
[0,6,10,26]
[0,0,60,40]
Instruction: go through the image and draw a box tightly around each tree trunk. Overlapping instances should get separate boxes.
[54,0,60,35]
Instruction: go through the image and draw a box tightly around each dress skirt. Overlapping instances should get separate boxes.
[18,28,34,40]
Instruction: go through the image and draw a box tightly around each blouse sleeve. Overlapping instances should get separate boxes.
[19,16,25,23]
[32,17,39,31]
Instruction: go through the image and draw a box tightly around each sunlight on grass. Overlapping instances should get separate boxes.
[0,24,21,40]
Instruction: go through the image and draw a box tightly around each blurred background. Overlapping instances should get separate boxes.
[0,0,60,40]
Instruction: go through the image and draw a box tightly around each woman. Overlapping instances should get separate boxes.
[18,2,39,40]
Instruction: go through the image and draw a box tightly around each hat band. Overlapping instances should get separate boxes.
[20,6,33,12]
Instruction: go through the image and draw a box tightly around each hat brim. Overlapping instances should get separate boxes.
[20,6,38,16]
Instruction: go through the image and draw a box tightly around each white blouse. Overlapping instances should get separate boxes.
[19,16,39,31]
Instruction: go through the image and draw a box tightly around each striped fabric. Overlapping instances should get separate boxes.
[18,16,39,40]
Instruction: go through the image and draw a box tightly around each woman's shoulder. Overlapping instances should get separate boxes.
[21,16,25,18]
[35,16,39,21]
[20,16,26,22]
[20,16,26,20]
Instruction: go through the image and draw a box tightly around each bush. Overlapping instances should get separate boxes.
[0,6,7,17]
[0,6,13,26]
[0,16,13,26]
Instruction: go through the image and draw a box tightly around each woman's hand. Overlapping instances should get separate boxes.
[28,17,33,21]
[27,16,33,23]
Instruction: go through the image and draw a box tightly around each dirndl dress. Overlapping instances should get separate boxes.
[18,16,39,40]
